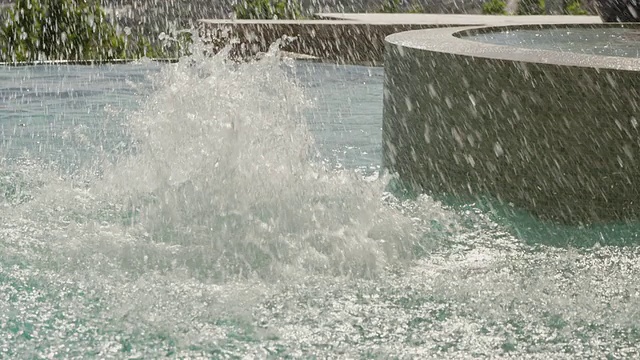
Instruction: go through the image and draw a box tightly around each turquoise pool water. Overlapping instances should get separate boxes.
[1,52,640,358]
[464,27,640,59]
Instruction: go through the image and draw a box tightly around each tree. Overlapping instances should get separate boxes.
[233,0,302,20]
[0,0,46,61]
[0,0,126,62]
[517,0,545,14]
[482,0,508,14]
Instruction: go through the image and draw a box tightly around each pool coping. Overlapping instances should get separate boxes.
[312,13,602,26]
[0,58,179,66]
[386,23,640,72]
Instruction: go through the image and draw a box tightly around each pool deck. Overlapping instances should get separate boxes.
[198,14,602,64]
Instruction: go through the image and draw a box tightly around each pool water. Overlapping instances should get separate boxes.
[464,27,640,59]
[1,51,640,358]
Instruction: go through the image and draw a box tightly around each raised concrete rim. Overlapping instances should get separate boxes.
[315,13,602,26]
[0,58,178,66]
[386,24,640,72]
[199,19,374,25]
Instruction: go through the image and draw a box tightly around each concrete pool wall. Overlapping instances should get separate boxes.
[198,20,442,65]
[197,15,601,64]
[197,15,640,224]
[382,24,640,224]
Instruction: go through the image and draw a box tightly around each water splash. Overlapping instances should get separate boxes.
[2,42,640,358]
[0,44,457,287]
[0,43,469,357]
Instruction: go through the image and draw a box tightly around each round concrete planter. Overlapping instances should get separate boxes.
[382,24,640,224]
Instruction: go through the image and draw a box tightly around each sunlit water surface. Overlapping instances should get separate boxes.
[464,27,640,58]
[1,51,640,359]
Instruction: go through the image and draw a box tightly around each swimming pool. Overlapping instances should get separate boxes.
[1,53,639,358]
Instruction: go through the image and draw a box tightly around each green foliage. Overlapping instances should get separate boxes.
[158,31,193,59]
[175,32,193,57]
[379,0,424,13]
[234,0,302,20]
[0,0,190,62]
[128,36,165,59]
[565,0,589,14]
[379,0,402,12]
[0,0,127,62]
[407,6,425,13]
[482,0,508,14]
[517,0,545,14]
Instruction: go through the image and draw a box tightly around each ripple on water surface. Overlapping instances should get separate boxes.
[464,27,640,59]
[1,50,640,358]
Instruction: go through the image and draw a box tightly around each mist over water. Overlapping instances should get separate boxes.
[1,46,640,358]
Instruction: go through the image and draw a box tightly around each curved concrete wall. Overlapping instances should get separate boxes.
[382,25,640,224]
[198,16,601,65]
